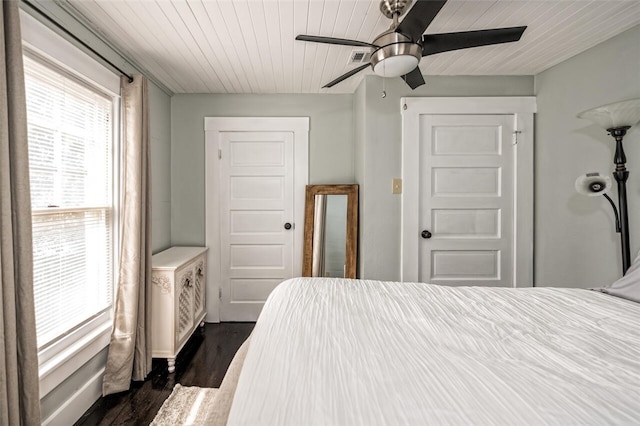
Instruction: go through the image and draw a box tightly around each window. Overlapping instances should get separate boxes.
[24,51,118,352]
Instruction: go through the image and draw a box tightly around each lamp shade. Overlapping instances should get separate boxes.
[577,98,640,130]
[575,172,612,196]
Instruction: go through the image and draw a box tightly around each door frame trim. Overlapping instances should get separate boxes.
[400,97,536,287]
[204,117,309,322]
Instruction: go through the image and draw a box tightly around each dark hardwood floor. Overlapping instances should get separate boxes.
[75,322,254,426]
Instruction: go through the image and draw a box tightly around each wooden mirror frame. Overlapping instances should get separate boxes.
[303,184,358,279]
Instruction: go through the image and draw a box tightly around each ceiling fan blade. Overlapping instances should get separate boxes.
[322,63,371,88]
[295,35,377,48]
[401,67,425,90]
[396,0,447,42]
[422,26,527,56]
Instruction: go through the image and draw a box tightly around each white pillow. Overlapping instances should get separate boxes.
[601,250,640,302]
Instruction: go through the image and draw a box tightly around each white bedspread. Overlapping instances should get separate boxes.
[227,278,640,425]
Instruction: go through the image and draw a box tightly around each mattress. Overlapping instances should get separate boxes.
[227,278,640,425]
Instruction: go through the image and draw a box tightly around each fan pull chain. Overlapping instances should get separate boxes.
[381,61,387,98]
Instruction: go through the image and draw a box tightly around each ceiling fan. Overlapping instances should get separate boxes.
[296,0,527,90]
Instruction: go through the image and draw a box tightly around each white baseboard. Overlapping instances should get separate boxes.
[42,367,104,426]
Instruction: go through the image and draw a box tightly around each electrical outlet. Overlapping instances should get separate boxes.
[392,178,402,194]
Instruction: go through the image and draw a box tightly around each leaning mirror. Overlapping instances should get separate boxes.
[303,184,358,279]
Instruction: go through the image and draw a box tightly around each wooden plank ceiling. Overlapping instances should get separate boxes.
[64,0,640,94]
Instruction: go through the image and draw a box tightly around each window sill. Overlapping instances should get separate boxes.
[39,321,112,398]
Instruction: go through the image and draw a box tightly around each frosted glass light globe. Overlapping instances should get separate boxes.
[372,54,419,78]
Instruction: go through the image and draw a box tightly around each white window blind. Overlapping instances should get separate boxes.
[24,53,116,350]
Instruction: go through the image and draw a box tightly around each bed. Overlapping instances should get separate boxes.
[208,255,640,425]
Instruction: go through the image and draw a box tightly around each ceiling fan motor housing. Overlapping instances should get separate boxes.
[370,31,422,77]
[379,0,413,19]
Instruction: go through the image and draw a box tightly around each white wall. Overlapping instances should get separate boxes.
[149,83,173,253]
[170,94,354,246]
[170,79,535,280]
[353,81,367,277]
[355,75,535,281]
[534,24,640,288]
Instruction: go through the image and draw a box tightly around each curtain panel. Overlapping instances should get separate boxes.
[0,1,42,424]
[102,75,152,396]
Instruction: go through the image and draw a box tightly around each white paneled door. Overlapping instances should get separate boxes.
[205,118,308,321]
[401,97,536,288]
[419,115,513,286]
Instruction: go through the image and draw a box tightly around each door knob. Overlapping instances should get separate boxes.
[284,222,293,230]
[421,230,432,239]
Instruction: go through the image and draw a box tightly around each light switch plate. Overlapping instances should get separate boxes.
[392,178,402,194]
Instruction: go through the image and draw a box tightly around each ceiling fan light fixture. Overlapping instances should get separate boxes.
[296,0,527,90]
[370,31,422,78]
[373,54,419,77]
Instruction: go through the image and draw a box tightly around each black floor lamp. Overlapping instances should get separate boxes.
[577,98,640,275]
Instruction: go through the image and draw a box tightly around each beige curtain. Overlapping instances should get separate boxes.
[102,75,152,396]
[0,1,42,424]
